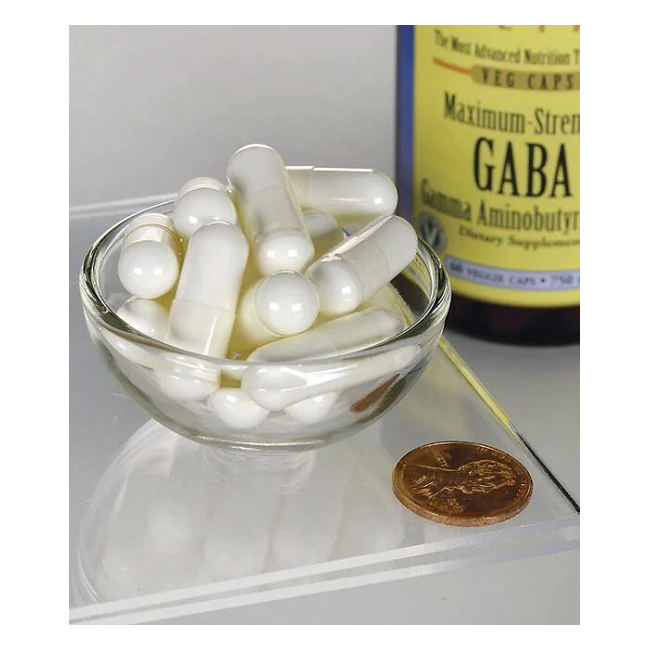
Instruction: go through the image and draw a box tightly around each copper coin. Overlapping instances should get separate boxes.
[392,441,533,526]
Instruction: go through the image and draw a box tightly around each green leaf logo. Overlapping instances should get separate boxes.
[417,213,446,254]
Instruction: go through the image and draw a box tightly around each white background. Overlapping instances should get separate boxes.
[70,25,396,207]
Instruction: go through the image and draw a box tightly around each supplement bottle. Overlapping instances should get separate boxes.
[397,25,579,344]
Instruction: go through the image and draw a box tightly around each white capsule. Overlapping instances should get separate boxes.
[177,176,227,196]
[253,272,319,337]
[153,354,220,402]
[242,308,414,411]
[303,209,346,258]
[248,307,403,363]
[362,283,413,328]
[117,297,169,338]
[154,222,248,401]
[244,346,418,412]
[303,209,338,239]
[288,167,398,220]
[208,388,270,428]
[167,221,249,357]
[306,214,418,317]
[103,298,169,368]
[284,392,339,423]
[227,145,315,275]
[173,177,238,238]
[234,271,319,347]
[118,213,181,299]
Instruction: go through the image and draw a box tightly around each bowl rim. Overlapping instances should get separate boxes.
[80,200,452,367]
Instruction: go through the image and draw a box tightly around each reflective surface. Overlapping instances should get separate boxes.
[70,211,579,625]
[71,420,409,605]
[70,337,579,625]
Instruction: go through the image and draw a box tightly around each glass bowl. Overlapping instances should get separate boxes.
[79,200,451,451]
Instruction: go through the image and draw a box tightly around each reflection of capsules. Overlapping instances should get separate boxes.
[270,441,353,570]
[71,419,410,605]
[332,429,406,558]
[118,213,182,299]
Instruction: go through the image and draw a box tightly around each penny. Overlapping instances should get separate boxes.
[392,441,533,526]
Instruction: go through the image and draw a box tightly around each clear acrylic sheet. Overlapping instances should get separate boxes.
[69,336,579,625]
[70,209,578,624]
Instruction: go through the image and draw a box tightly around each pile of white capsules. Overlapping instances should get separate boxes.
[112,144,419,429]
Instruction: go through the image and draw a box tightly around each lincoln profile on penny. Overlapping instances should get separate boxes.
[393,442,533,526]
[409,459,518,500]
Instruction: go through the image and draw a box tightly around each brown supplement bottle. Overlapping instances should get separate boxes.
[397,25,579,345]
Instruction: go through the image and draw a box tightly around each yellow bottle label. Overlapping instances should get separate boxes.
[411,25,580,307]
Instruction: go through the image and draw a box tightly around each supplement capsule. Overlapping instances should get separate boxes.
[103,298,169,368]
[306,214,418,317]
[208,388,270,429]
[362,284,413,328]
[242,308,413,410]
[248,307,403,364]
[244,346,418,411]
[303,209,346,258]
[227,144,315,275]
[118,212,181,299]
[167,221,249,358]
[284,392,339,423]
[117,297,169,337]
[154,354,220,402]
[288,167,398,220]
[234,271,320,347]
[173,176,238,238]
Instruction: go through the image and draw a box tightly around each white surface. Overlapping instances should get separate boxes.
[69,26,396,207]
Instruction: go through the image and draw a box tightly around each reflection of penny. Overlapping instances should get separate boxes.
[392,441,533,526]
[350,375,399,413]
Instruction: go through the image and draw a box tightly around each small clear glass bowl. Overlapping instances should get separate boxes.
[79,200,451,451]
